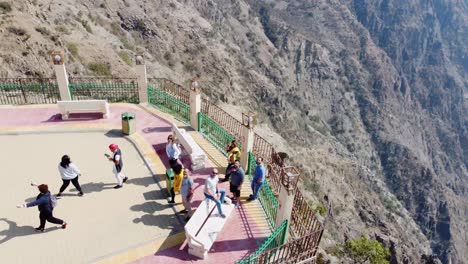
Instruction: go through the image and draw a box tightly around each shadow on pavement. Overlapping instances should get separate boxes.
[0,218,61,244]
[142,126,172,133]
[104,129,124,138]
[69,182,115,194]
[125,175,158,187]
[130,201,185,232]
[42,113,103,123]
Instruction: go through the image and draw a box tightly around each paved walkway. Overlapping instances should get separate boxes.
[0,133,175,264]
[0,103,271,263]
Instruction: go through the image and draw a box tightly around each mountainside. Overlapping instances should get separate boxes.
[0,0,466,263]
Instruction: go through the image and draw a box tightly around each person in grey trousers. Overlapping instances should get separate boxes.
[229,160,245,206]
[179,169,194,221]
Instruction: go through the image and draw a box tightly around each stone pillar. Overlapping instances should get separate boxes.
[240,112,256,169]
[275,167,300,241]
[135,55,148,103]
[189,78,201,130]
[52,52,71,101]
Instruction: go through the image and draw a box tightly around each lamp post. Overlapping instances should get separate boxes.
[53,54,63,65]
[240,111,256,169]
[189,76,201,130]
[52,51,71,100]
[242,111,257,129]
[135,55,144,65]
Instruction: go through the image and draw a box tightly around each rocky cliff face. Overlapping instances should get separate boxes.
[0,0,466,263]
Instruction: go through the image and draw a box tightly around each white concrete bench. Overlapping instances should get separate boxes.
[171,122,206,171]
[57,100,110,120]
[185,198,235,259]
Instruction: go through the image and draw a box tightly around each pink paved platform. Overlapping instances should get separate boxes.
[0,104,269,263]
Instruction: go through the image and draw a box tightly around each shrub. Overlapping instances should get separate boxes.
[111,22,122,36]
[120,37,134,51]
[67,43,79,57]
[183,60,198,73]
[163,51,175,67]
[81,20,93,33]
[334,236,390,264]
[35,26,50,35]
[117,51,132,66]
[0,2,12,13]
[314,203,327,216]
[88,62,111,76]
[55,25,70,34]
[7,26,27,36]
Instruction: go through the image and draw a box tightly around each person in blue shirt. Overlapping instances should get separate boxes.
[248,157,265,201]
[16,184,67,232]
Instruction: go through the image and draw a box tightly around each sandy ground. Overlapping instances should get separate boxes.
[0,132,182,264]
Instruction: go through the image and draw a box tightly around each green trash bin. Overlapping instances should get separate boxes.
[121,112,136,135]
[166,168,175,196]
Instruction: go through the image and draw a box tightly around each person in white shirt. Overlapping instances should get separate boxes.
[203,169,226,218]
[166,135,181,168]
[57,155,83,196]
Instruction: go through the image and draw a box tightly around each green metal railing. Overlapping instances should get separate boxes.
[247,151,279,229]
[0,78,60,104]
[235,220,288,264]
[68,77,139,103]
[198,111,236,154]
[148,84,190,123]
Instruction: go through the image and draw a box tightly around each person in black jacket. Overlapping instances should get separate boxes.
[16,184,67,232]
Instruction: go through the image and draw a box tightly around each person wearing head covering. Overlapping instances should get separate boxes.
[222,141,241,182]
[107,144,127,189]
[57,155,83,197]
[16,184,67,232]
[168,163,184,204]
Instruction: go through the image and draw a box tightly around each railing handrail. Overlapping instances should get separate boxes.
[69,77,138,81]
[249,228,324,264]
[235,220,288,264]
[201,96,243,140]
[69,75,138,78]
[0,78,58,83]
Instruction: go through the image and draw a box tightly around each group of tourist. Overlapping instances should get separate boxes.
[15,144,127,231]
[14,134,266,231]
[166,137,266,221]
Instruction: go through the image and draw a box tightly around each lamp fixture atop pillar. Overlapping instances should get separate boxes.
[135,54,144,65]
[282,166,300,192]
[242,111,257,129]
[52,51,63,65]
[190,76,200,92]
